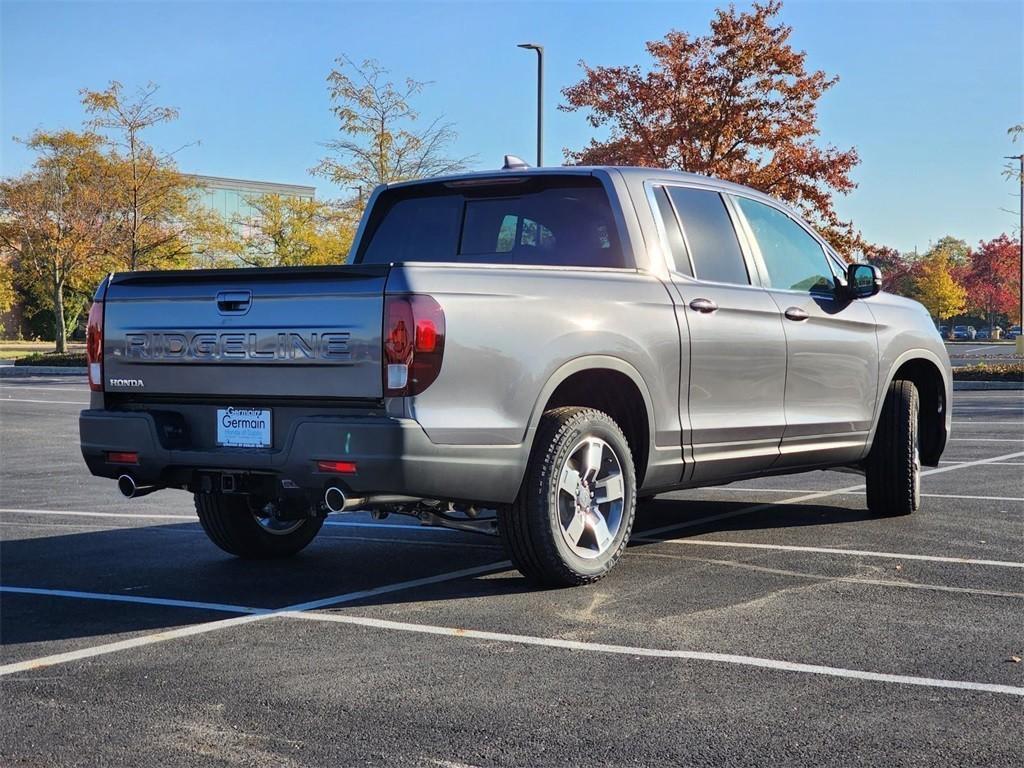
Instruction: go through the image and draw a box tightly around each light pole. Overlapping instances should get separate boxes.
[517,43,543,167]
[1008,153,1024,352]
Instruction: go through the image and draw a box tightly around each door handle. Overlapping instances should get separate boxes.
[784,306,809,322]
[689,298,718,314]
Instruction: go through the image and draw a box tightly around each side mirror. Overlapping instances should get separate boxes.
[847,263,881,298]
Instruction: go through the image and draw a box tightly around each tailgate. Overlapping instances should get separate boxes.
[102,265,388,399]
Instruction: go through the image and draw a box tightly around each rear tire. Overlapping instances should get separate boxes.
[195,492,323,559]
[865,379,921,517]
[498,407,636,586]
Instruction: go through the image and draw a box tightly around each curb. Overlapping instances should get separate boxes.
[0,366,87,377]
[953,380,1024,391]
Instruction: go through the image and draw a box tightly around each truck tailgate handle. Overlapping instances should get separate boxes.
[216,290,252,315]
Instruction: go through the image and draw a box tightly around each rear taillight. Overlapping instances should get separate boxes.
[383,294,445,396]
[86,300,103,392]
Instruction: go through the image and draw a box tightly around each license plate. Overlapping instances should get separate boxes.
[216,407,272,448]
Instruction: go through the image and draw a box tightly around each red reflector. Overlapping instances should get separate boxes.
[106,451,138,464]
[316,460,358,474]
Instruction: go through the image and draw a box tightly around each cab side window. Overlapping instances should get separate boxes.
[666,187,749,285]
[651,186,692,276]
[733,196,835,294]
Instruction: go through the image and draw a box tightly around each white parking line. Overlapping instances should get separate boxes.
[0,397,88,405]
[631,538,1024,568]
[285,611,1024,697]
[0,385,89,393]
[0,508,194,521]
[940,460,1024,466]
[949,438,1024,442]
[0,614,268,676]
[690,488,1024,502]
[0,561,509,677]
[2,450,1021,679]
[952,420,1024,425]
[642,449,1024,539]
[0,586,264,614]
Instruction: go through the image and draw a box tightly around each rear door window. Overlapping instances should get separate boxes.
[357,177,626,268]
[666,186,749,285]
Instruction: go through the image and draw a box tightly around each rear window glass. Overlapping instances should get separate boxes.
[666,186,749,285]
[356,177,626,268]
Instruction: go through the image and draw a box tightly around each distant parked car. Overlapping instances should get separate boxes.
[1008,325,1023,340]
[951,325,974,340]
[976,327,991,339]
[938,324,949,338]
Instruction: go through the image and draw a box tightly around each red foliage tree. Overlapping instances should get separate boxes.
[861,243,917,298]
[962,234,1022,327]
[561,1,861,254]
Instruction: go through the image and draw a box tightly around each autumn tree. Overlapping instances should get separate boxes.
[561,0,861,253]
[311,56,473,199]
[221,194,357,268]
[81,81,202,271]
[929,235,970,267]
[0,131,116,351]
[861,243,917,297]
[962,234,1021,326]
[914,248,966,321]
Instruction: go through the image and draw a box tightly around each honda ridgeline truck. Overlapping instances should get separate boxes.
[80,163,952,586]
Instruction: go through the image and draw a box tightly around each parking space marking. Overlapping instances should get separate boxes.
[689,488,1024,502]
[940,461,1024,466]
[952,420,1024,425]
[642,449,1024,539]
[0,614,268,677]
[284,611,1024,697]
[0,508,194,521]
[949,438,1024,442]
[630,538,1024,568]
[624,550,1024,598]
[0,586,264,615]
[0,561,510,676]
[0,385,90,393]
[0,397,89,405]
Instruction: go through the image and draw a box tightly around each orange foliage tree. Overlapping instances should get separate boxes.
[561,0,861,254]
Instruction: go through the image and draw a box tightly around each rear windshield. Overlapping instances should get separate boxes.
[355,176,627,268]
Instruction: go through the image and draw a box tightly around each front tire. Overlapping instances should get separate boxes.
[865,380,921,517]
[499,407,637,586]
[195,492,323,559]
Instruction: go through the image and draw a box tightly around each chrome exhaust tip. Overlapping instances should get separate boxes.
[117,474,158,499]
[118,474,137,498]
[324,486,347,514]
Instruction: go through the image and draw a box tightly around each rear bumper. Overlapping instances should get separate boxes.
[79,409,528,504]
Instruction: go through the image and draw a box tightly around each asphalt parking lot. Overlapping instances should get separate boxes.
[1,377,1022,766]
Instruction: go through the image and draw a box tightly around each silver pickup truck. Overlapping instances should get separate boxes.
[80,165,951,586]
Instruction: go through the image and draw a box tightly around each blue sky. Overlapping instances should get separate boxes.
[1,0,1021,252]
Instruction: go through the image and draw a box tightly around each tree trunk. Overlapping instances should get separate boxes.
[53,278,67,354]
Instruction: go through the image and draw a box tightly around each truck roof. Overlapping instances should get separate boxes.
[381,164,795,217]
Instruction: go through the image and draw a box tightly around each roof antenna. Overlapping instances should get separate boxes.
[502,154,530,171]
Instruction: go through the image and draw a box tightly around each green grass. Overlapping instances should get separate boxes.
[0,341,84,360]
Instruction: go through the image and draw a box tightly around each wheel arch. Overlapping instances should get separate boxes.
[525,356,656,486]
[871,350,951,466]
